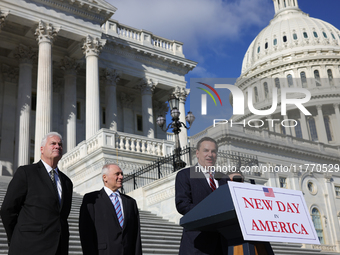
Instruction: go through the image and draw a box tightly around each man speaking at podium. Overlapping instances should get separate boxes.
[175,137,230,254]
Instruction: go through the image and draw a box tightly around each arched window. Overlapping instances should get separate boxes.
[314,70,321,86]
[308,118,318,141]
[324,116,333,141]
[265,42,268,49]
[323,32,327,38]
[287,74,293,87]
[274,38,277,45]
[293,33,298,40]
[254,86,259,102]
[295,120,302,138]
[327,69,334,86]
[263,82,269,98]
[257,46,260,53]
[300,71,307,88]
[312,208,324,244]
[303,32,308,38]
[313,31,318,38]
[283,35,287,42]
[275,78,281,90]
[331,33,336,39]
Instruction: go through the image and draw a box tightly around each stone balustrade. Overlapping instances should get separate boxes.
[102,20,184,56]
[60,128,174,170]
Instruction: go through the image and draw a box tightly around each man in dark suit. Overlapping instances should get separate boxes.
[1,132,73,255]
[79,163,142,255]
[176,137,232,255]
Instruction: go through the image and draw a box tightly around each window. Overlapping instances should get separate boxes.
[273,38,277,45]
[31,92,37,111]
[327,69,334,86]
[335,186,340,197]
[308,181,315,193]
[311,208,324,244]
[331,33,336,39]
[303,32,308,38]
[313,31,318,38]
[287,74,293,87]
[280,125,286,135]
[300,71,307,88]
[254,86,259,102]
[275,78,281,89]
[137,115,143,132]
[308,118,318,141]
[279,177,287,188]
[284,0,286,7]
[323,32,327,38]
[76,101,81,120]
[257,46,260,53]
[314,70,321,86]
[295,120,302,138]
[263,82,269,99]
[324,116,333,142]
[102,107,106,125]
[283,35,287,42]
[293,33,298,40]
[265,42,268,49]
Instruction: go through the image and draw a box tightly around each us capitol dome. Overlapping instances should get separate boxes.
[233,0,340,146]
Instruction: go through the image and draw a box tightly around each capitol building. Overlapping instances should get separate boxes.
[0,0,340,253]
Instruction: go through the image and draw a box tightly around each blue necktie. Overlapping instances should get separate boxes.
[110,193,124,228]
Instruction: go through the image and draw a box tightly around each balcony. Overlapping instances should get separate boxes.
[59,128,174,194]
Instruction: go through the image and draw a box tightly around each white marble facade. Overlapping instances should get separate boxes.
[0,0,196,188]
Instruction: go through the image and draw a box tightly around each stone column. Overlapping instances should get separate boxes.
[61,57,80,152]
[316,105,328,143]
[82,35,105,140]
[299,111,309,140]
[173,86,190,148]
[266,115,274,132]
[137,78,157,138]
[120,92,135,133]
[14,45,37,168]
[34,21,58,162]
[104,69,120,131]
[0,65,18,174]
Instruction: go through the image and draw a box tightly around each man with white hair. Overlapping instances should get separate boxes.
[1,132,73,255]
[79,163,142,255]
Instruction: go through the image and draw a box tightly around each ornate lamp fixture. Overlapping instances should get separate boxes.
[156,94,195,171]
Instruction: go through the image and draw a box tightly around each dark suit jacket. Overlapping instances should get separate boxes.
[79,188,142,255]
[175,166,229,255]
[0,160,73,255]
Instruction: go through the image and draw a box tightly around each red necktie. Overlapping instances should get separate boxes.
[209,172,216,191]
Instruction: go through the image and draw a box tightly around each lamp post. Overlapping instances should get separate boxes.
[156,94,195,171]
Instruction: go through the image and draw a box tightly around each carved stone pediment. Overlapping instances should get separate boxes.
[31,0,117,25]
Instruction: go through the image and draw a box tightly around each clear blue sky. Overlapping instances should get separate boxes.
[108,0,340,135]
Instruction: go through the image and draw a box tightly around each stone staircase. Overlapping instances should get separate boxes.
[0,177,338,254]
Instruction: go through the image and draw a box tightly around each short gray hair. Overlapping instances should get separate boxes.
[102,163,121,177]
[41,132,63,147]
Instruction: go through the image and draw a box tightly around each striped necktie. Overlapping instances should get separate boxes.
[209,172,216,191]
[49,169,60,204]
[110,192,124,228]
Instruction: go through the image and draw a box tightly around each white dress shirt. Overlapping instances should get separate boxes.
[104,186,125,218]
[41,159,62,203]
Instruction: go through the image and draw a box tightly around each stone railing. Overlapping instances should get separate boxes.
[102,20,184,56]
[312,244,336,252]
[60,129,174,170]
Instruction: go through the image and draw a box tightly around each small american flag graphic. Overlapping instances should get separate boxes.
[263,187,275,197]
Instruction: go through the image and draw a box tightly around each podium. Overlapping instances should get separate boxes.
[180,183,274,255]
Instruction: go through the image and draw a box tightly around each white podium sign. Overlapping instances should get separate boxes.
[228,182,320,244]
